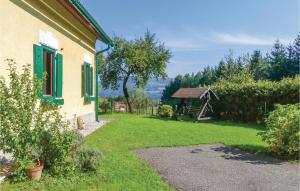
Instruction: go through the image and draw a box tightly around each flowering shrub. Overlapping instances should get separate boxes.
[260,104,300,159]
[0,60,46,180]
[0,60,84,180]
[158,105,173,118]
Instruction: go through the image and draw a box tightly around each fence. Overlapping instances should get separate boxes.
[98,97,160,115]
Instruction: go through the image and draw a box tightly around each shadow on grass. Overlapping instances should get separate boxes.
[143,115,215,122]
[207,121,266,130]
[143,115,173,122]
[143,115,266,131]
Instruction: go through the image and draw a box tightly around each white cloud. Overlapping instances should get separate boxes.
[161,30,294,52]
[164,38,205,52]
[212,32,293,46]
[113,24,295,52]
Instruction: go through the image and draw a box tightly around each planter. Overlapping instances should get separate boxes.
[26,162,44,180]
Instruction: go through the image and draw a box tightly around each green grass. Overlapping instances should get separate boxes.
[1,114,267,191]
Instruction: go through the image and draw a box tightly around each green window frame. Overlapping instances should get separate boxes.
[83,62,95,102]
[34,44,64,105]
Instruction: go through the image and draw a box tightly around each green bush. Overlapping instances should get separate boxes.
[158,105,173,118]
[98,97,111,113]
[42,128,84,175]
[212,75,299,123]
[74,148,102,172]
[260,104,300,159]
[0,60,83,180]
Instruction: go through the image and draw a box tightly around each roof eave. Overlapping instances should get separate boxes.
[68,0,113,46]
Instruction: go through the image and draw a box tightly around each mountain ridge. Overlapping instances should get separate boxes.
[99,78,172,100]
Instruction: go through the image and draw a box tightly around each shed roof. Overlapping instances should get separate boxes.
[172,88,219,100]
[172,88,209,99]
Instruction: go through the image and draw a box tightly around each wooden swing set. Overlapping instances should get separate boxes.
[172,88,219,120]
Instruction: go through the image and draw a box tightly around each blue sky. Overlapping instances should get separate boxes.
[81,0,298,77]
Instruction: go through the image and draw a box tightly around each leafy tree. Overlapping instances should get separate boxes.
[99,31,171,112]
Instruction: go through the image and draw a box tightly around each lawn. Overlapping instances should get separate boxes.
[1,114,267,191]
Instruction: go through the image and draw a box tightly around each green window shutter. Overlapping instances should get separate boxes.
[33,45,43,80]
[56,53,63,97]
[52,54,56,97]
[34,45,43,97]
[83,63,87,96]
[83,62,94,101]
[90,66,93,96]
[81,64,84,97]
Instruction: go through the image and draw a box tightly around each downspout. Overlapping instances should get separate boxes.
[95,44,111,121]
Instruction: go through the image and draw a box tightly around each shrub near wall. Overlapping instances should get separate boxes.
[212,76,299,123]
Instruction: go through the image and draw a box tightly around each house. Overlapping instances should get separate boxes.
[0,0,113,125]
[114,102,127,112]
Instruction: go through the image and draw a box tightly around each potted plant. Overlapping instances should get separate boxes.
[0,61,80,181]
[25,148,44,180]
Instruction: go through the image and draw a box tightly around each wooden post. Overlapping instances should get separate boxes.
[152,104,154,116]
[110,97,113,113]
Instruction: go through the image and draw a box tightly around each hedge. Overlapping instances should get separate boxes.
[211,76,299,123]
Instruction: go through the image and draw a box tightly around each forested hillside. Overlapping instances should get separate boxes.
[161,35,300,104]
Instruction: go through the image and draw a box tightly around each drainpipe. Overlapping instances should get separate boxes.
[95,44,111,121]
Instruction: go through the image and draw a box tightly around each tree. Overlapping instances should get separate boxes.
[250,50,270,80]
[161,75,183,105]
[269,40,288,80]
[130,87,149,114]
[99,31,171,113]
[286,35,300,77]
[161,35,300,106]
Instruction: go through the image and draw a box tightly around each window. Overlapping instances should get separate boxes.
[43,50,54,95]
[34,44,64,105]
[82,62,94,102]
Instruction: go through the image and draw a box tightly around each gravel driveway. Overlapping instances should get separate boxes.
[134,144,299,191]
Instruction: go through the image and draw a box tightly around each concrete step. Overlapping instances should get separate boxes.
[79,119,111,137]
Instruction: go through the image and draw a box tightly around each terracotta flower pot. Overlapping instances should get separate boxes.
[26,162,44,180]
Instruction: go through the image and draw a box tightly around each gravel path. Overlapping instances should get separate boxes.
[135,144,299,191]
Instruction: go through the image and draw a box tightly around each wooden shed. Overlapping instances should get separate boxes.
[172,88,218,120]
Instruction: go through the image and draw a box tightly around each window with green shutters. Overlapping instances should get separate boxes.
[33,44,64,105]
[83,62,94,102]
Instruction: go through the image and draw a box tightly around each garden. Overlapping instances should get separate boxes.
[2,113,269,190]
[0,34,299,190]
[0,61,298,190]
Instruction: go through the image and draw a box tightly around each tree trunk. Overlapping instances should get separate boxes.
[123,75,133,113]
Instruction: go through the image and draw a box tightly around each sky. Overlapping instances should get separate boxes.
[81,0,299,78]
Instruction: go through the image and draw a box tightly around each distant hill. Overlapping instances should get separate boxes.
[99,78,172,100]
